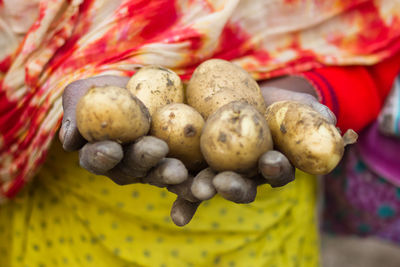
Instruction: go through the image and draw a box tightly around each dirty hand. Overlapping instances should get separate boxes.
[60,75,189,189]
[168,75,337,226]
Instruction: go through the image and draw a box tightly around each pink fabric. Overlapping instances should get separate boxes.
[324,125,400,243]
[358,123,400,187]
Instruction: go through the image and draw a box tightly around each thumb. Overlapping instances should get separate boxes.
[60,75,130,151]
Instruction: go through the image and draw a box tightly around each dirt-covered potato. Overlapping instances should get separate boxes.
[127,66,184,116]
[186,59,266,119]
[151,103,205,171]
[200,101,273,174]
[76,86,150,143]
[265,101,357,175]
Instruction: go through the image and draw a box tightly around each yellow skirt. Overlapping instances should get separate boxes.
[0,141,320,267]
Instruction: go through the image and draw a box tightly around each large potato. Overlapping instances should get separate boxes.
[127,66,184,116]
[265,101,350,175]
[200,101,273,174]
[76,86,150,143]
[186,59,266,119]
[151,103,205,171]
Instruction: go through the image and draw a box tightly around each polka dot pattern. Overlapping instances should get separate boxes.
[0,142,319,267]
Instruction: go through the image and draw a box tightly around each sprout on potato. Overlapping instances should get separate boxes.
[265,101,357,175]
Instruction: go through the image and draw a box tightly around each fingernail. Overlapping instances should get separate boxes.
[260,165,281,178]
[323,108,336,125]
[322,107,336,125]
[93,151,120,171]
[60,120,70,145]
[94,142,123,167]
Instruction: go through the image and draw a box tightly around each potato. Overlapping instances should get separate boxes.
[186,59,266,119]
[200,101,273,173]
[127,65,184,116]
[151,103,205,171]
[76,86,150,143]
[265,101,354,175]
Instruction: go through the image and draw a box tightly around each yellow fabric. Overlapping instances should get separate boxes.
[0,140,319,267]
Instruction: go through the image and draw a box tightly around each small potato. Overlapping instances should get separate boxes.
[187,59,266,119]
[127,66,184,116]
[76,86,150,143]
[151,103,205,171]
[265,101,354,175]
[200,101,273,174]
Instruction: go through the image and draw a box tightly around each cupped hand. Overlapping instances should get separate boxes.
[168,75,338,226]
[60,75,336,227]
[60,75,189,186]
[167,149,295,226]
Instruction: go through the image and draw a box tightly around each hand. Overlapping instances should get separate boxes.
[167,150,296,226]
[260,75,336,124]
[168,75,338,226]
[60,75,336,227]
[60,75,188,186]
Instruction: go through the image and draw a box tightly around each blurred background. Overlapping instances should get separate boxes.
[321,234,400,267]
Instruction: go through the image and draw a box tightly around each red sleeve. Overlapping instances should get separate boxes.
[299,52,400,133]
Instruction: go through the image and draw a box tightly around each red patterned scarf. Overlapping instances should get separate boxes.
[1,0,400,201]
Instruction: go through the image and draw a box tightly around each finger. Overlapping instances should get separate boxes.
[309,102,337,125]
[191,168,217,201]
[105,167,142,185]
[142,158,188,187]
[60,75,130,151]
[79,141,141,185]
[258,150,295,188]
[213,172,257,203]
[120,136,169,177]
[170,196,201,227]
[167,176,200,203]
[261,86,337,125]
[79,141,123,175]
[103,136,169,185]
[282,91,337,125]
[60,80,93,151]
